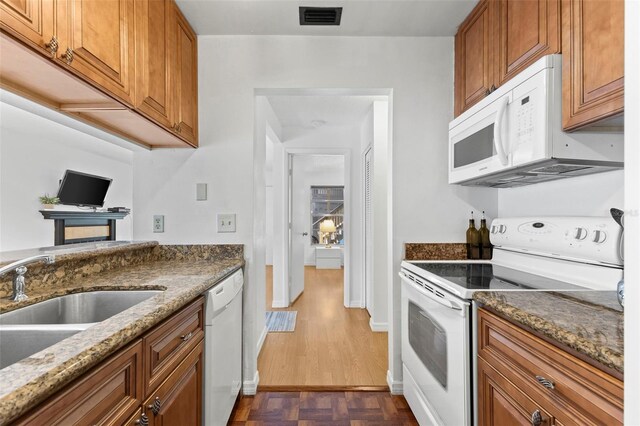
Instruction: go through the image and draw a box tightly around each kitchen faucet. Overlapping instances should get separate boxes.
[0,255,56,302]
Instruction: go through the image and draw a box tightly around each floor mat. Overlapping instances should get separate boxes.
[265,311,297,332]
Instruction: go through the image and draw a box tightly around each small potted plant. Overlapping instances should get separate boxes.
[39,194,60,210]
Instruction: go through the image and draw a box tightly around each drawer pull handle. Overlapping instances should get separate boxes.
[180,332,193,342]
[63,47,74,65]
[531,409,543,426]
[135,414,149,426]
[45,36,58,57]
[535,375,555,390]
[148,397,162,415]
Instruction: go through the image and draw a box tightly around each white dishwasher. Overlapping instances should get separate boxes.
[204,269,243,426]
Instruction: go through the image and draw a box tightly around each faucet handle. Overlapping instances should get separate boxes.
[15,265,27,275]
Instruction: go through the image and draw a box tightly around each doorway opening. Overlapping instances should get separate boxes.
[254,90,392,389]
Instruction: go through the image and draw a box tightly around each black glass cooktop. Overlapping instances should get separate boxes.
[407,262,584,291]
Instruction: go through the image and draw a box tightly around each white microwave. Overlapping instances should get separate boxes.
[448,55,623,187]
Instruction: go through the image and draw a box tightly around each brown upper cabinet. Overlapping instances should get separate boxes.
[454,0,494,117]
[0,0,198,148]
[0,0,55,55]
[135,0,175,129]
[56,0,136,107]
[455,0,625,130]
[561,0,624,130]
[494,0,561,86]
[173,4,198,146]
[455,0,561,117]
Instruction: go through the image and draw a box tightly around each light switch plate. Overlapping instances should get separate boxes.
[217,214,236,233]
[153,215,164,233]
[196,183,207,201]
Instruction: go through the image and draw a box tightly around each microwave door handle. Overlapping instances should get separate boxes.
[494,97,509,166]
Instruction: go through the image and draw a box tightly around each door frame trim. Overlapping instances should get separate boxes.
[284,148,351,308]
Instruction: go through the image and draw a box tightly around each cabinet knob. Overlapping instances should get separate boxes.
[63,47,74,65]
[135,414,149,426]
[535,375,555,390]
[148,396,162,415]
[172,123,182,133]
[180,331,193,342]
[45,36,59,57]
[530,409,543,426]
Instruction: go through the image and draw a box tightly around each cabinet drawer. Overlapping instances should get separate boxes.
[477,309,623,425]
[143,296,204,398]
[478,357,554,426]
[18,341,143,426]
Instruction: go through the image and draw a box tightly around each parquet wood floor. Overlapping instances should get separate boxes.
[229,391,418,425]
[259,266,388,387]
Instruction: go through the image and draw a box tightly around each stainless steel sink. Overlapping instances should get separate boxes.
[0,290,162,369]
[0,326,86,369]
[0,290,162,325]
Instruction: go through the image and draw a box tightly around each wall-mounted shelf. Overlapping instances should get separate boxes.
[40,210,129,246]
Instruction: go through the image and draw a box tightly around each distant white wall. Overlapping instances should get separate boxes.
[498,171,624,217]
[0,102,133,251]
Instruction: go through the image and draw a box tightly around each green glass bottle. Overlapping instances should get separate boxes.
[466,211,480,260]
[479,211,492,259]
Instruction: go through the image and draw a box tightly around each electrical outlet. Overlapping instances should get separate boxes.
[217,214,236,233]
[153,215,164,233]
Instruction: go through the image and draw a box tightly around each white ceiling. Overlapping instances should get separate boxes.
[267,95,383,129]
[175,0,477,37]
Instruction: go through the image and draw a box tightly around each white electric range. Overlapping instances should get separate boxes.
[400,216,623,426]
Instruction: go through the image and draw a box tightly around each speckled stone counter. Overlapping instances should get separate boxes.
[0,243,244,424]
[404,243,467,260]
[474,291,623,375]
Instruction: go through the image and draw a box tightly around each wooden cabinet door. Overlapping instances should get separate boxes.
[494,0,560,86]
[478,357,553,426]
[454,0,494,117]
[17,341,143,426]
[56,0,135,106]
[172,3,198,146]
[134,0,173,129]
[0,0,55,54]
[144,342,203,426]
[562,0,624,130]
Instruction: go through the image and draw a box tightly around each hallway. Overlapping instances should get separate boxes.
[259,266,388,387]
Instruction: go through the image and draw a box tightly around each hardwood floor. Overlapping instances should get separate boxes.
[259,266,388,387]
[229,391,418,425]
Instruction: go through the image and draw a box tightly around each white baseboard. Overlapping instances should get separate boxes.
[369,318,388,332]
[271,299,288,308]
[257,325,268,356]
[348,300,365,308]
[243,370,260,395]
[387,370,403,395]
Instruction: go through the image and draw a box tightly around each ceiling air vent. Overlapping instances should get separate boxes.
[299,7,343,26]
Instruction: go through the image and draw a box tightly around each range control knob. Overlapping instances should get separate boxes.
[573,227,588,240]
[592,230,607,244]
[491,225,499,234]
[499,225,507,234]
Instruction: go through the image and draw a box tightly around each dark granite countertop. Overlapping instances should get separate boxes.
[474,291,623,375]
[0,244,244,424]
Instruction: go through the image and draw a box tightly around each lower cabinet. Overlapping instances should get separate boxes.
[15,297,205,426]
[477,308,623,426]
[142,342,203,426]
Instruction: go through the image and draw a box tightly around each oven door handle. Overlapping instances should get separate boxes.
[399,272,468,314]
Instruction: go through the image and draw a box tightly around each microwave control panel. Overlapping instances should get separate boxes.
[515,95,534,146]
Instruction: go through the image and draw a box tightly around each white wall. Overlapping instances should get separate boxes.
[0,102,133,251]
[132,35,498,390]
[498,171,624,217]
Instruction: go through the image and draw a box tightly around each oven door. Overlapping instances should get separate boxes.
[401,271,471,426]
[449,92,513,184]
